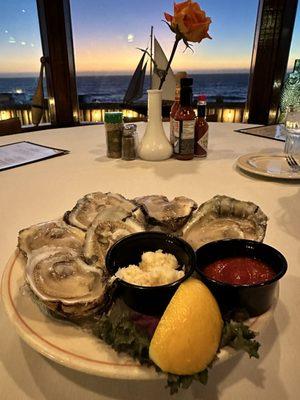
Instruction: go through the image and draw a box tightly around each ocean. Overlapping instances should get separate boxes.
[0,73,249,104]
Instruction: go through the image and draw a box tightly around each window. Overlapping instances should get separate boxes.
[70,0,259,123]
[287,3,300,71]
[1,1,296,129]
[0,1,47,126]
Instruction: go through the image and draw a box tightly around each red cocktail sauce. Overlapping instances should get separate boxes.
[202,257,276,285]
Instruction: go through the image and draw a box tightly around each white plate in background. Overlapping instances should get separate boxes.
[237,153,300,179]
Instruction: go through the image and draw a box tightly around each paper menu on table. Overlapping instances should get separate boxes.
[0,141,69,171]
[235,124,286,141]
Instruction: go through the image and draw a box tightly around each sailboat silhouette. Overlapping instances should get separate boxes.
[123,52,147,104]
[31,57,46,126]
[123,28,176,104]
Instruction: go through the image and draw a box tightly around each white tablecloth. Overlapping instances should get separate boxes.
[0,122,299,400]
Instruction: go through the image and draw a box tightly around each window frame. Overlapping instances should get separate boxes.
[247,0,298,124]
[37,0,79,127]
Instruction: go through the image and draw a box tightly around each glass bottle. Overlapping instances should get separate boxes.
[194,95,209,157]
[173,78,196,160]
[170,72,187,146]
[284,106,300,157]
[280,59,300,121]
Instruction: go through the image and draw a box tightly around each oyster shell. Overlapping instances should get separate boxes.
[18,219,85,257]
[133,195,197,232]
[84,205,145,268]
[182,195,268,249]
[26,247,106,319]
[65,192,143,231]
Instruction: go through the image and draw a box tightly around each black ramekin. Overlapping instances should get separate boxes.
[105,231,196,316]
[195,239,287,317]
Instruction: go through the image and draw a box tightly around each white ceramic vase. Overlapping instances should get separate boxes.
[138,89,173,161]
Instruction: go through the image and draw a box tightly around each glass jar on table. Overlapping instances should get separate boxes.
[284,106,300,159]
[104,112,124,158]
[122,124,137,161]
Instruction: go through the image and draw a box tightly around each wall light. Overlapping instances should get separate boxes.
[222,109,235,123]
[92,110,102,122]
[0,110,11,120]
[123,109,139,119]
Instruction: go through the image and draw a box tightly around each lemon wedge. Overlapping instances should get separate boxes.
[149,278,223,375]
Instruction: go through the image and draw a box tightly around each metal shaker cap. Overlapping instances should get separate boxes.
[123,124,137,136]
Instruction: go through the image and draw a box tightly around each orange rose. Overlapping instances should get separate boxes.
[165,0,212,43]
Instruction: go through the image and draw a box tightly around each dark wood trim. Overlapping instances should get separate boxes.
[36,0,79,127]
[247,0,298,124]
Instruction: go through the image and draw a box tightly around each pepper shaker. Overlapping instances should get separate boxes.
[122,124,137,160]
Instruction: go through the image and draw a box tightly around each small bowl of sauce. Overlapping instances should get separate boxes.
[202,257,276,286]
[195,239,287,317]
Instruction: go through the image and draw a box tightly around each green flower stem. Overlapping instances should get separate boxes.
[158,36,181,90]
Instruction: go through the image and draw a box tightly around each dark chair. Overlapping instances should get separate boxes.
[0,117,22,136]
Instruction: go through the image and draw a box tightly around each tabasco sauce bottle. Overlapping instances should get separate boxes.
[170,71,187,146]
[194,95,208,157]
[173,78,196,160]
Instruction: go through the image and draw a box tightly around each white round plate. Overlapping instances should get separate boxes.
[1,249,278,380]
[237,153,300,179]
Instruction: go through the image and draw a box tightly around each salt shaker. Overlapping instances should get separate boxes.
[122,124,137,160]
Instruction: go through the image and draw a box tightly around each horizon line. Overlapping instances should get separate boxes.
[0,69,252,78]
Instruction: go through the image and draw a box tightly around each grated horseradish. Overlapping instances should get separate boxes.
[115,250,184,286]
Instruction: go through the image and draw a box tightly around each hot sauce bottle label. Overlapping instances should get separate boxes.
[181,120,195,139]
[173,120,180,154]
[174,120,195,155]
[197,129,208,150]
[169,116,175,145]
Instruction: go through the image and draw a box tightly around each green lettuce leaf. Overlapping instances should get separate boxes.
[221,320,260,358]
[93,302,261,394]
[93,302,152,365]
[166,370,208,394]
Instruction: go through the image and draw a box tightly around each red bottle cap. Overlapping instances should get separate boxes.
[198,95,207,101]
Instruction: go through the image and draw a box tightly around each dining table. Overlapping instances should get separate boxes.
[0,122,299,400]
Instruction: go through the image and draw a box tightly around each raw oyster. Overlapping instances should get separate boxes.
[26,247,106,319]
[18,219,85,257]
[65,192,143,231]
[84,205,145,268]
[134,195,197,232]
[182,195,268,250]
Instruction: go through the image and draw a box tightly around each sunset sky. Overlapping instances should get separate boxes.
[0,0,299,76]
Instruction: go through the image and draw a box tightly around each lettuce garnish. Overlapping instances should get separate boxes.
[93,302,260,394]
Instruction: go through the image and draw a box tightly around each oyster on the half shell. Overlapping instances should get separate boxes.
[26,247,106,319]
[133,195,197,232]
[65,192,143,231]
[182,195,268,250]
[18,219,85,257]
[84,205,145,268]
